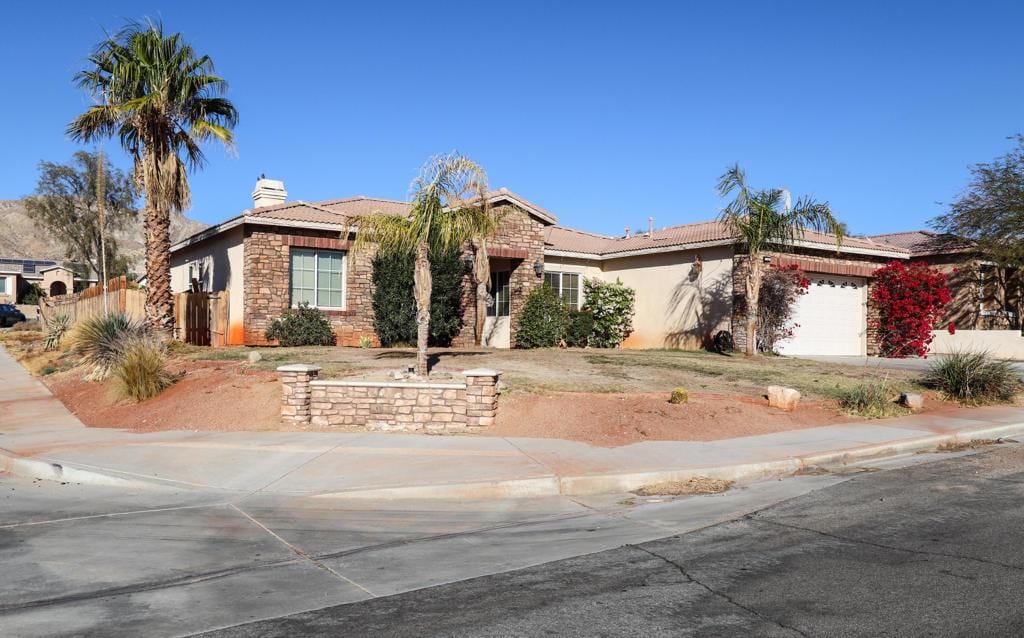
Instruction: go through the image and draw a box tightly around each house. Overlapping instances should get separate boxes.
[0,257,97,303]
[170,177,1011,356]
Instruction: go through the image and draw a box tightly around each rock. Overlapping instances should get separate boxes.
[767,385,801,411]
[900,392,924,411]
[247,351,262,364]
[669,388,689,404]
[392,370,405,381]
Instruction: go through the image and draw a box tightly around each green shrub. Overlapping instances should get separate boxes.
[922,350,1020,404]
[584,279,635,348]
[74,313,146,379]
[565,309,594,348]
[44,313,72,350]
[835,379,907,418]
[516,284,569,348]
[113,337,173,402]
[265,303,336,347]
[371,248,465,347]
[19,283,46,305]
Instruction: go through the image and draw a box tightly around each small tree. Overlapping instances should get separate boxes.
[516,285,568,348]
[584,279,635,348]
[18,283,47,305]
[870,261,951,358]
[757,264,810,352]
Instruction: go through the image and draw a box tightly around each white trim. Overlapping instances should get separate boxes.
[171,216,245,252]
[543,270,583,309]
[484,193,557,225]
[289,246,348,311]
[544,237,907,261]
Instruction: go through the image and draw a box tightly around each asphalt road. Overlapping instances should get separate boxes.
[200,445,1024,637]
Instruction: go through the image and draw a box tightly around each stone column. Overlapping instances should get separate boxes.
[277,364,321,425]
[463,368,501,427]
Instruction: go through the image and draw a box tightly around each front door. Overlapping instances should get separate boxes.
[483,270,511,348]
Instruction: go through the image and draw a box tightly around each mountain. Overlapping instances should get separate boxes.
[0,199,208,275]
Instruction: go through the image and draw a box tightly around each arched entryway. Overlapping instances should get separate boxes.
[49,281,67,297]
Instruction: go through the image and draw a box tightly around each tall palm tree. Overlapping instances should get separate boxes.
[355,153,494,376]
[717,164,845,356]
[68,19,238,336]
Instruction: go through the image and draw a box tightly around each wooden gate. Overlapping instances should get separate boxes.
[184,293,210,346]
[174,291,230,347]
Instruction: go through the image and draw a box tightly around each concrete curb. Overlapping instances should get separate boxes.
[4,423,1023,498]
[0,448,168,490]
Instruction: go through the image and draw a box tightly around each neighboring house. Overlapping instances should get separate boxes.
[171,177,1011,356]
[0,257,97,303]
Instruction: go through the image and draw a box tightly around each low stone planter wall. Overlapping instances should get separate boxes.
[277,365,501,431]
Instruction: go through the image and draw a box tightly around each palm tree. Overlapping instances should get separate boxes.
[355,153,495,376]
[717,164,845,356]
[470,206,506,346]
[68,19,238,336]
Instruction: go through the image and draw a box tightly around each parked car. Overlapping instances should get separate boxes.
[0,304,26,327]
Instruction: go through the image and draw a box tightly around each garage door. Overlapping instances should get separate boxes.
[775,275,866,356]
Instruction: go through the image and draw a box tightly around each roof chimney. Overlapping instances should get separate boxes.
[252,176,287,208]
[648,216,654,237]
[624,226,631,239]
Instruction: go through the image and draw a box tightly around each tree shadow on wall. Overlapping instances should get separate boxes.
[663,270,732,352]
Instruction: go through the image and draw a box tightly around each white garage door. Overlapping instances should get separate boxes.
[775,275,866,356]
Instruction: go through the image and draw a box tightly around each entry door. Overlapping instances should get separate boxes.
[776,275,867,356]
[483,270,511,348]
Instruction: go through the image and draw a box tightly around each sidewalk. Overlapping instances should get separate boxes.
[3,346,1024,498]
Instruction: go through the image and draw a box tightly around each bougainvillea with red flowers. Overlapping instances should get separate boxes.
[870,261,952,358]
[758,264,811,352]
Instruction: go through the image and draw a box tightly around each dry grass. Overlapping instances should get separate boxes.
[632,476,734,496]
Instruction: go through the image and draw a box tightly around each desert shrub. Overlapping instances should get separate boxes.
[565,309,594,348]
[265,303,336,346]
[870,261,951,358]
[758,264,810,353]
[922,350,1020,404]
[371,248,464,347]
[358,335,374,348]
[584,279,635,348]
[74,313,146,379]
[516,284,569,348]
[112,336,174,402]
[669,387,689,404]
[18,283,46,305]
[44,313,72,350]
[11,319,42,332]
[712,330,734,353]
[835,379,906,418]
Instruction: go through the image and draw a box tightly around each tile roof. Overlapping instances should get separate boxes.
[865,230,973,256]
[546,219,908,258]
[244,201,348,225]
[316,196,411,218]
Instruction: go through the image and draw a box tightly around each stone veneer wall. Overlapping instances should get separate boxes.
[243,225,378,347]
[731,250,890,354]
[452,205,548,348]
[278,365,501,431]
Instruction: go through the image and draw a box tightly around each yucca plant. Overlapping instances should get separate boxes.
[923,350,1020,404]
[74,313,146,379]
[113,336,173,401]
[44,314,72,350]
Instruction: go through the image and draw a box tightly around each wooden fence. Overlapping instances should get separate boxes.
[39,276,144,329]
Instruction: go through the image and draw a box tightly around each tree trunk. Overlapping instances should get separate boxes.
[473,239,490,347]
[745,254,763,357]
[413,240,432,377]
[142,153,174,339]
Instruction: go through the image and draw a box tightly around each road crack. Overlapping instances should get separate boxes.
[752,517,1024,572]
[630,545,809,637]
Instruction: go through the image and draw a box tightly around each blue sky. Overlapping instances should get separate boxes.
[2,1,1021,237]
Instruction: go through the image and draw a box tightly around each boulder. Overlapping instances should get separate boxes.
[767,386,801,411]
[900,392,924,411]
[247,351,263,364]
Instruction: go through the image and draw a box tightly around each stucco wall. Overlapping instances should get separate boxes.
[171,226,245,344]
[929,329,1024,360]
[542,255,604,281]
[602,245,734,350]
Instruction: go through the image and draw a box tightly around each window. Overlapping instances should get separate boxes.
[487,271,510,317]
[0,277,6,294]
[543,271,581,308]
[290,248,346,309]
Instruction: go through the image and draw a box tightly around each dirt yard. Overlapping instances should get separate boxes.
[4,329,951,447]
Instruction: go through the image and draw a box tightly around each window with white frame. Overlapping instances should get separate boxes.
[543,271,582,308]
[290,248,346,309]
[0,276,7,294]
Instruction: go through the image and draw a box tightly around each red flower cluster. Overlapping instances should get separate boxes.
[869,261,952,358]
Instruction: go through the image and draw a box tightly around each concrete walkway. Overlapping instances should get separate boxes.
[3,346,1024,499]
